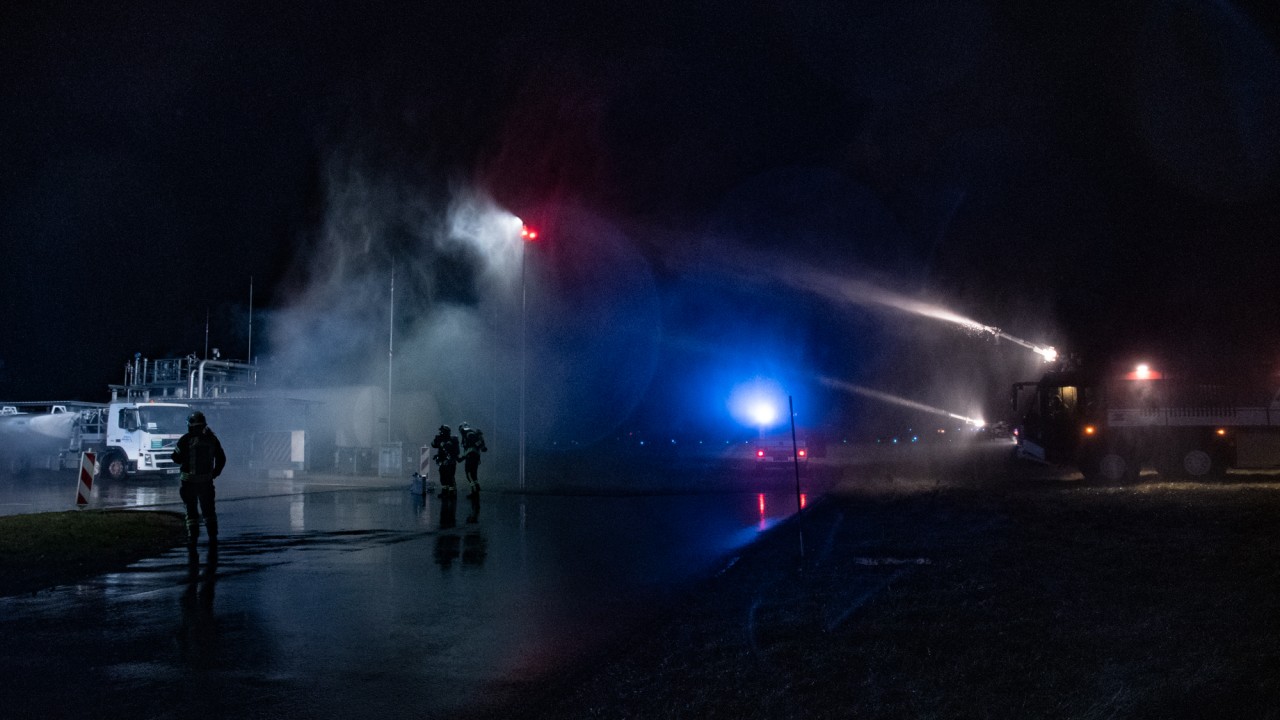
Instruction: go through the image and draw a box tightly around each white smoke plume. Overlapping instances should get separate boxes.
[260,154,662,470]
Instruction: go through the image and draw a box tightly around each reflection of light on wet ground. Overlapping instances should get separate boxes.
[739,491,804,547]
[128,486,161,506]
[0,479,819,719]
[290,495,304,531]
[93,480,166,508]
[758,492,806,531]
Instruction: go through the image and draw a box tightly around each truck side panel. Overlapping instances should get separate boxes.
[1236,429,1280,469]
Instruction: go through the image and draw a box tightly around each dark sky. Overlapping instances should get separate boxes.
[4,1,1280,434]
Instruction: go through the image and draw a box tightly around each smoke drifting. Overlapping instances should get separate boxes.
[261,156,662,462]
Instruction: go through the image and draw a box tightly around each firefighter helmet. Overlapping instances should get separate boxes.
[187,411,207,429]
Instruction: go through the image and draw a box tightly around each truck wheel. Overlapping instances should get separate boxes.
[1181,448,1226,480]
[1097,452,1125,482]
[1097,451,1138,484]
[98,452,128,481]
[1182,449,1212,477]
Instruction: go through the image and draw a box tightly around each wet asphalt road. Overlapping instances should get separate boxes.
[0,468,811,719]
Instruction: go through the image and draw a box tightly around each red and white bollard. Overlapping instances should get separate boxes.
[410,446,432,495]
[76,451,95,506]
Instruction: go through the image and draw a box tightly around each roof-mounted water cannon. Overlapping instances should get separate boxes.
[1034,345,1058,364]
[977,323,1060,366]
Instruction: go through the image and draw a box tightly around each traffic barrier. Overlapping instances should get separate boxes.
[419,446,432,478]
[76,451,95,506]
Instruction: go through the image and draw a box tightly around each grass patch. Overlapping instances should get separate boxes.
[0,509,187,597]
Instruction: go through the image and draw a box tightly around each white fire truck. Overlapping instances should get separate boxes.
[1012,363,1280,482]
[0,400,191,479]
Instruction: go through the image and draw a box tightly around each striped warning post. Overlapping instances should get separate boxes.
[76,451,95,506]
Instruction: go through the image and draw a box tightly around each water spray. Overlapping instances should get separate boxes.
[735,260,1059,364]
[818,376,986,427]
[805,268,1057,364]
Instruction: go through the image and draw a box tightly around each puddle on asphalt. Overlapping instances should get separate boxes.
[0,483,812,719]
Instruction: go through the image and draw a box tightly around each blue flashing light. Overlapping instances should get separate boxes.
[749,401,777,426]
[728,377,788,431]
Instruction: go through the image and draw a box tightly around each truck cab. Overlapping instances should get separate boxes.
[1011,370,1100,469]
[93,401,190,480]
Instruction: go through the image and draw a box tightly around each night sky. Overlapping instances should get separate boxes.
[4,1,1280,438]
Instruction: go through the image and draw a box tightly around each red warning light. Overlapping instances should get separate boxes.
[520,225,539,241]
[1124,363,1163,380]
[756,449,765,458]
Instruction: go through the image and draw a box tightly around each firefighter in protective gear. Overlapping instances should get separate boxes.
[458,422,487,497]
[170,411,227,548]
[431,425,460,497]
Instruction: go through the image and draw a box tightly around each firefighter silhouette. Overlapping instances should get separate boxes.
[430,425,460,497]
[458,422,487,497]
[171,411,227,549]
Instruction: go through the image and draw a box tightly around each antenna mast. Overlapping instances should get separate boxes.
[247,276,254,363]
[388,264,395,444]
